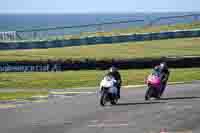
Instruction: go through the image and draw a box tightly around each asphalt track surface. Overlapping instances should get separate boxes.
[1,83,200,133]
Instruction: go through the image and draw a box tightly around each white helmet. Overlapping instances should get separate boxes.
[160,62,167,70]
[109,66,117,73]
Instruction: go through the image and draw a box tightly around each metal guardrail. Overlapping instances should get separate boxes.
[1,28,200,50]
[0,31,17,41]
[149,13,200,26]
[0,13,200,41]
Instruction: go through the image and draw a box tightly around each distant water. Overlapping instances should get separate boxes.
[0,12,199,32]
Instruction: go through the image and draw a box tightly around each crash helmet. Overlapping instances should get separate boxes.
[109,66,118,73]
[160,62,167,70]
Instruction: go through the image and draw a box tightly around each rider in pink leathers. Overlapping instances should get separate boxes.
[153,62,170,96]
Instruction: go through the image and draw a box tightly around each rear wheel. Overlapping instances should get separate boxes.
[155,90,161,100]
[110,98,117,105]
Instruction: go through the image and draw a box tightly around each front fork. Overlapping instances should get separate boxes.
[160,82,167,96]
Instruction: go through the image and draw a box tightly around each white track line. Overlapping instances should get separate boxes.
[50,91,95,95]
[0,104,16,109]
[88,123,129,128]
[49,81,189,96]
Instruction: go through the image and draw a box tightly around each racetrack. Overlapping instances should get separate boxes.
[1,83,200,133]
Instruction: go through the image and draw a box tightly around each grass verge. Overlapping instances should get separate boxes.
[0,68,200,100]
[0,68,200,89]
[0,91,48,100]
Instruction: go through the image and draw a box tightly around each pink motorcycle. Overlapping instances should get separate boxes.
[145,71,163,100]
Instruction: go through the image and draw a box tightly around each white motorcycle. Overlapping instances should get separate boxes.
[99,75,118,106]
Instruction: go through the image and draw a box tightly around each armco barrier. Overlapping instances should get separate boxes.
[1,29,200,50]
[1,56,200,72]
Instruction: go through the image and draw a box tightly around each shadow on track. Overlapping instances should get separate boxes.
[161,96,200,101]
[115,101,166,106]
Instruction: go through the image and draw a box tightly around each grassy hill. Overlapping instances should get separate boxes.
[0,37,200,62]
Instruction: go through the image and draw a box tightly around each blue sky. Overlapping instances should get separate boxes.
[0,0,199,13]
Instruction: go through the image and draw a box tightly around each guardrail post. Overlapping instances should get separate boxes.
[33,32,37,40]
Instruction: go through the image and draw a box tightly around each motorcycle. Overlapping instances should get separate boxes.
[99,75,118,106]
[145,71,163,100]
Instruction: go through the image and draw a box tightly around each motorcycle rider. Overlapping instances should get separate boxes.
[105,66,122,99]
[153,62,170,96]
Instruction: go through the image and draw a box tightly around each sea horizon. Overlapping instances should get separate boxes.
[0,12,199,32]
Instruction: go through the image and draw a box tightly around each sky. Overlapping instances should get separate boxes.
[0,0,200,13]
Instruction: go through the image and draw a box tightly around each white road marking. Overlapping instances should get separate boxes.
[182,105,193,109]
[90,120,99,123]
[88,123,129,128]
[89,120,129,123]
[123,85,146,88]
[0,104,16,109]
[31,95,48,99]
[165,105,175,110]
[32,100,48,103]
[48,81,189,93]
[50,91,95,95]
[50,95,73,98]
[122,82,187,89]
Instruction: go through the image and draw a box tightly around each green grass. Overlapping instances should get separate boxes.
[0,68,200,89]
[0,91,48,100]
[0,68,199,100]
[0,37,200,62]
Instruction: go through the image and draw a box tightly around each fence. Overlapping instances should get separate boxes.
[0,13,200,41]
[148,13,200,26]
[0,31,17,41]
[0,19,146,41]
[0,28,200,50]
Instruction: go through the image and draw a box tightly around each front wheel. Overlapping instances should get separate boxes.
[145,87,153,101]
[100,91,107,106]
